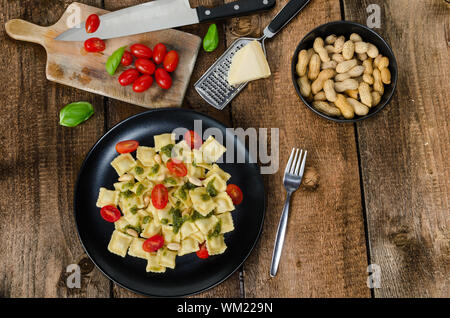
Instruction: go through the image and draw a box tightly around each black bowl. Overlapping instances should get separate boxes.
[291,21,398,123]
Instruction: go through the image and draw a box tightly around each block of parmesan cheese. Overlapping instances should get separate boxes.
[227,40,271,86]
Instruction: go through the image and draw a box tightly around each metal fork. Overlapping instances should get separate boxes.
[270,148,307,277]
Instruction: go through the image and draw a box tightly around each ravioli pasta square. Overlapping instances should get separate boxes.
[128,238,149,259]
[214,192,235,214]
[158,248,177,269]
[194,215,219,236]
[111,153,136,176]
[178,237,200,256]
[200,136,227,163]
[141,221,161,238]
[206,235,227,256]
[189,187,216,216]
[136,146,156,167]
[96,187,119,208]
[146,253,166,273]
[154,133,175,152]
[217,212,234,234]
[108,230,133,257]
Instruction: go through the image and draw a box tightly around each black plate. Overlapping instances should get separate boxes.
[74,108,266,297]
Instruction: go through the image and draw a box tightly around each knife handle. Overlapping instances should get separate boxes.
[197,0,276,23]
[264,0,311,38]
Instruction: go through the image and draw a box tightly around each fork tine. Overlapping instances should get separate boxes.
[289,148,299,174]
[284,148,296,175]
[294,149,303,175]
[298,150,307,177]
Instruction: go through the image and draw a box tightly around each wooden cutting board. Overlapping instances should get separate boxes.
[5,2,202,108]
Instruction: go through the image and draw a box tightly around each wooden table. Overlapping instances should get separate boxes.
[0,0,448,298]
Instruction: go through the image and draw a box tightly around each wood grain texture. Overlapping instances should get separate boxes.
[228,0,371,297]
[5,2,201,109]
[103,0,240,298]
[0,0,110,297]
[343,0,450,297]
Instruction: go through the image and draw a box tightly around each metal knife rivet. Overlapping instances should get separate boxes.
[234,5,240,10]
[205,10,211,15]
[263,0,269,4]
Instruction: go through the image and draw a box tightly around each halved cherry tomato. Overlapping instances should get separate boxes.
[115,140,139,154]
[135,58,156,75]
[121,51,133,66]
[85,14,100,33]
[118,68,140,86]
[153,43,167,64]
[143,235,164,252]
[163,50,179,72]
[84,37,105,52]
[184,130,202,149]
[196,242,209,259]
[130,43,152,59]
[151,184,169,209]
[100,205,121,223]
[166,159,187,177]
[132,74,153,93]
[155,68,172,89]
[226,184,243,205]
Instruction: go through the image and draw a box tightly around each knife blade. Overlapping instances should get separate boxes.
[55,0,276,41]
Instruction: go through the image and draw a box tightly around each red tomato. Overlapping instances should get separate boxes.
[118,68,140,86]
[226,184,243,205]
[166,159,187,177]
[143,235,164,252]
[85,14,100,33]
[151,184,169,209]
[184,130,202,149]
[121,51,133,66]
[155,68,172,89]
[153,43,167,64]
[196,242,209,259]
[130,43,152,59]
[135,58,156,75]
[100,205,121,223]
[133,74,153,93]
[84,37,105,52]
[115,140,139,153]
[163,50,179,72]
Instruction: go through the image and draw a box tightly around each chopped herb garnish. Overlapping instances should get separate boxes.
[160,144,174,158]
[170,208,186,234]
[164,177,177,185]
[130,205,138,214]
[124,180,135,189]
[124,224,141,234]
[192,161,197,167]
[208,221,221,239]
[178,187,187,200]
[135,183,145,196]
[142,216,151,224]
[134,166,144,175]
[149,164,160,176]
[190,210,214,221]
[121,190,134,198]
[201,193,211,201]
[206,178,218,197]
[161,218,169,225]
[182,182,197,190]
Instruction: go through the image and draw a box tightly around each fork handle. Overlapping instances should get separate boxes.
[270,191,292,277]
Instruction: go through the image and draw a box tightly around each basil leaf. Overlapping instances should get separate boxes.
[203,24,219,52]
[59,101,94,127]
[106,46,126,75]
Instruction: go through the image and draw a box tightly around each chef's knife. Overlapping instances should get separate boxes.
[55,0,276,41]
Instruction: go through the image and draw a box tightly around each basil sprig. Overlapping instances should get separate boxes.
[59,101,94,127]
[106,46,126,75]
[203,24,219,52]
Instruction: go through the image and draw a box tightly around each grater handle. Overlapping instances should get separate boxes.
[197,0,276,23]
[263,0,311,38]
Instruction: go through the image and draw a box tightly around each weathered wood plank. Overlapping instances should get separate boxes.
[343,0,450,297]
[228,0,371,297]
[0,0,110,297]
[103,0,240,298]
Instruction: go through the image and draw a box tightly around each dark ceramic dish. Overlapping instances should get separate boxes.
[291,21,398,123]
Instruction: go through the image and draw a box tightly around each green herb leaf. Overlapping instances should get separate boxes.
[130,205,138,214]
[120,190,134,198]
[134,166,144,175]
[206,178,218,197]
[135,183,144,196]
[106,46,126,75]
[149,164,160,176]
[59,102,94,127]
[164,177,177,185]
[160,144,174,158]
[203,24,219,52]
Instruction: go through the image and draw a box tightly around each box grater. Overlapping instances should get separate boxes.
[195,0,311,110]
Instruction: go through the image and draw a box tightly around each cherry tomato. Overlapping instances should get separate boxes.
[121,51,133,66]
[118,68,140,86]
[84,37,105,52]
[153,43,167,64]
[135,58,156,75]
[166,159,187,177]
[155,68,172,89]
[196,242,209,259]
[133,74,153,93]
[85,14,100,33]
[151,184,169,209]
[130,43,152,59]
[184,130,202,149]
[226,184,243,205]
[115,140,139,153]
[163,50,179,72]
[100,205,121,223]
[143,235,164,252]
